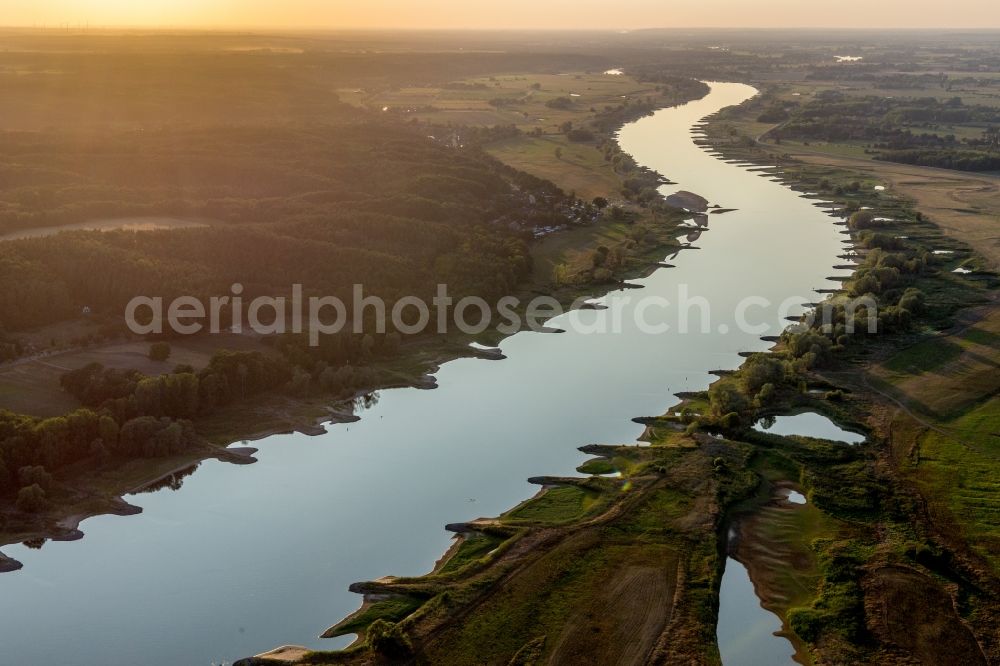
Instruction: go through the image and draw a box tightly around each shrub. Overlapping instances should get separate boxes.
[16,484,48,513]
[592,267,613,282]
[847,211,876,230]
[742,355,785,393]
[897,287,925,314]
[149,342,171,362]
[755,382,777,406]
[366,620,412,659]
[567,128,595,142]
[17,465,53,491]
[788,329,833,360]
[850,273,880,297]
[710,384,749,419]
[859,231,902,251]
[721,411,742,429]
[788,607,824,642]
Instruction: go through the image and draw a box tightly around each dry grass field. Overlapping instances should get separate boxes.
[783,149,1000,270]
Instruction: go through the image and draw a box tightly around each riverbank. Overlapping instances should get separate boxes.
[242,83,999,666]
[0,74,705,570]
[695,89,1000,663]
[7,78,994,666]
[0,195,696,566]
[230,82,844,664]
[3,80,848,666]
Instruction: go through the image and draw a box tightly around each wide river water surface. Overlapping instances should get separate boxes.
[0,82,848,665]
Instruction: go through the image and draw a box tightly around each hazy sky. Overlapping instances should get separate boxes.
[4,0,999,30]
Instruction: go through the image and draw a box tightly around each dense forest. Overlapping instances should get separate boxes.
[0,42,607,337]
[0,43,595,508]
[0,120,575,332]
[0,119,566,504]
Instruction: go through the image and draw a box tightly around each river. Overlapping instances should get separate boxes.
[0,81,848,665]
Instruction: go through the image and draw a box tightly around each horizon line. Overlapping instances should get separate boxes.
[3,25,1000,33]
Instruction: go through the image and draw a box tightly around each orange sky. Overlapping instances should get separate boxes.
[4,0,999,30]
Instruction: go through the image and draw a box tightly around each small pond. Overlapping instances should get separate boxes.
[717,554,796,665]
[754,412,865,444]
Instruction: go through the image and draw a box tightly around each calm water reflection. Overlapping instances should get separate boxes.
[0,82,847,665]
[755,411,866,444]
[717,556,796,666]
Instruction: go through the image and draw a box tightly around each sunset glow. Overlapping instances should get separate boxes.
[0,2,998,665]
[5,0,1000,29]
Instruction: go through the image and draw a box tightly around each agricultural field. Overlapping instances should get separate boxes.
[338,70,662,199]
[338,71,659,133]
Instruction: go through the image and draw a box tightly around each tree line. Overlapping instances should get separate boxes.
[0,348,296,512]
[767,92,1000,172]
